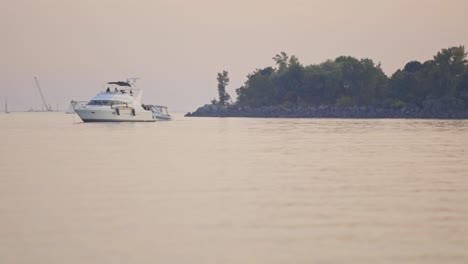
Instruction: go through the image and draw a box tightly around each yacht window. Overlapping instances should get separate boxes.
[88,100,102,105]
[88,100,126,106]
[110,101,126,105]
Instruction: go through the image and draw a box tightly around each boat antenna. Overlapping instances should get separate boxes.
[34,76,52,111]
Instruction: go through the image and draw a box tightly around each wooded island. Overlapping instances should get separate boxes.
[187,46,468,118]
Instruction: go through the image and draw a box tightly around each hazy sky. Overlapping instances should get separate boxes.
[2,0,468,112]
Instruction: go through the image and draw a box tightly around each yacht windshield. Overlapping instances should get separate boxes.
[87,100,126,106]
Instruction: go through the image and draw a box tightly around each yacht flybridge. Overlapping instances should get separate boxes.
[74,79,171,122]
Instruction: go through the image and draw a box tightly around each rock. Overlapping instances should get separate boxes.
[185,104,468,119]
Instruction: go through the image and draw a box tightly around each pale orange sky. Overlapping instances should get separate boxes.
[2,0,468,112]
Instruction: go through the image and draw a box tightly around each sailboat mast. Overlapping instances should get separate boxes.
[34,77,51,111]
[5,97,9,114]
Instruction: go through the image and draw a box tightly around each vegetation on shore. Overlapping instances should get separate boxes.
[213,46,468,111]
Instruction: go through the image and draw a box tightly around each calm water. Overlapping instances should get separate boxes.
[1,112,467,264]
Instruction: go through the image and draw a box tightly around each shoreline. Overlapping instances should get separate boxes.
[185,104,468,119]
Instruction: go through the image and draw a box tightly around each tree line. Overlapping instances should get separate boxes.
[214,46,468,110]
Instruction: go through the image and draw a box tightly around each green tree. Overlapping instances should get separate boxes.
[404,61,423,73]
[236,67,276,106]
[390,69,423,106]
[334,56,388,106]
[217,70,231,106]
[388,46,468,109]
[458,72,468,107]
[270,54,304,104]
[301,60,342,105]
[230,47,468,110]
[429,46,467,98]
[273,52,289,73]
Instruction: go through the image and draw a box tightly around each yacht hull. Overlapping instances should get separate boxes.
[75,108,156,122]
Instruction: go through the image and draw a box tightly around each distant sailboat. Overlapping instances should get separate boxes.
[33,77,53,112]
[5,97,10,114]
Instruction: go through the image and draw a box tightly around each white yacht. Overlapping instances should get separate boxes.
[74,80,171,122]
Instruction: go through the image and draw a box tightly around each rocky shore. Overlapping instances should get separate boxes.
[185,104,468,119]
